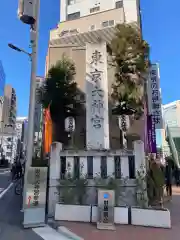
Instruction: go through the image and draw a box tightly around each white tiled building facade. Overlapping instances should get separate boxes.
[60,0,140,23]
[50,0,140,43]
[16,117,27,139]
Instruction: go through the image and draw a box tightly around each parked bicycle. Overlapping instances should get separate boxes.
[15,174,24,195]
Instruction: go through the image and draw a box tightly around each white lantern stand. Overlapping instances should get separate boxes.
[64,116,75,149]
[118,115,130,149]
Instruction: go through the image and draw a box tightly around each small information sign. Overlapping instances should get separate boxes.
[23,167,47,228]
[97,190,115,230]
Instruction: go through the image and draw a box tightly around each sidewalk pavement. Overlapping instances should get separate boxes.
[1,182,180,240]
[60,186,180,240]
[0,183,43,240]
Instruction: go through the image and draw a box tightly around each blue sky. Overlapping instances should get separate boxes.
[0,0,180,116]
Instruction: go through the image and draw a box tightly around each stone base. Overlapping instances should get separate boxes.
[97,222,116,230]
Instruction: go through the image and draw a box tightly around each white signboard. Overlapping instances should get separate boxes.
[97,190,115,230]
[23,167,47,228]
[147,64,163,129]
[86,42,109,150]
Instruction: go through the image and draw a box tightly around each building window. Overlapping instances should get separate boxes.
[74,156,80,179]
[60,156,66,179]
[116,1,123,9]
[7,138,11,142]
[102,20,115,28]
[90,6,100,13]
[87,156,93,179]
[6,152,12,157]
[114,156,121,179]
[128,156,135,179]
[109,20,115,26]
[67,12,80,20]
[102,21,109,28]
[101,156,107,179]
[67,0,75,5]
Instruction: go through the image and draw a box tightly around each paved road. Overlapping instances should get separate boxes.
[0,170,43,240]
[0,169,11,193]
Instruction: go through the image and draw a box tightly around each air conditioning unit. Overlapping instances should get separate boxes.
[18,0,37,25]
[90,25,95,31]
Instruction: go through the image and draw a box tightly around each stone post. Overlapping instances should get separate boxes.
[48,142,62,217]
[134,140,148,207]
[85,42,110,150]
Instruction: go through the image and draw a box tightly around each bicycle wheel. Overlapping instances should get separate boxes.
[15,180,22,195]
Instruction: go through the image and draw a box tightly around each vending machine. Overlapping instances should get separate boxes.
[97,189,115,230]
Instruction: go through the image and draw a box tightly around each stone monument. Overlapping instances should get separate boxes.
[85,41,109,150]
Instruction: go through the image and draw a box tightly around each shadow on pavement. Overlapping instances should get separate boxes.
[0,184,22,225]
[0,184,43,240]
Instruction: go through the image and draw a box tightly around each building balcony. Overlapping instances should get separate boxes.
[51,8,124,37]
[11,99,16,106]
[50,7,125,45]
[9,111,16,118]
[9,117,16,124]
[11,96,16,102]
[10,107,16,114]
[50,26,117,47]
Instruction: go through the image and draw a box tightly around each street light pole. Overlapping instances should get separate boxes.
[26,0,40,169]
[8,43,32,59]
[22,0,40,218]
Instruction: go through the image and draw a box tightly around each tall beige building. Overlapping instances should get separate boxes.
[46,0,143,149]
[2,85,17,129]
[0,85,17,161]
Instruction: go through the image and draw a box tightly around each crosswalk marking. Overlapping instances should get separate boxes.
[0,183,13,199]
[33,226,68,240]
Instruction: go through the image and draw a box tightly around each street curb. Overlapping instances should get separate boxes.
[47,219,83,240]
[33,225,69,240]
[57,226,84,240]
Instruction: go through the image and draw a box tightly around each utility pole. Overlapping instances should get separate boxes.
[17,0,40,224]
[25,0,40,170]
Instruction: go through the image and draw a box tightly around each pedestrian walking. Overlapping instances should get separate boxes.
[11,162,16,180]
[165,160,172,198]
[16,161,22,179]
[174,167,180,186]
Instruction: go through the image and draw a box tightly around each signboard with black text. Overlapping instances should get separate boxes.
[23,167,47,228]
[86,42,109,149]
[97,189,115,230]
[147,64,163,129]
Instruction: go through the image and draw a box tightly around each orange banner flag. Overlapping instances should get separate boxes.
[44,105,52,154]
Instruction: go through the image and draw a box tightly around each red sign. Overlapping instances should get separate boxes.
[28,196,32,207]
